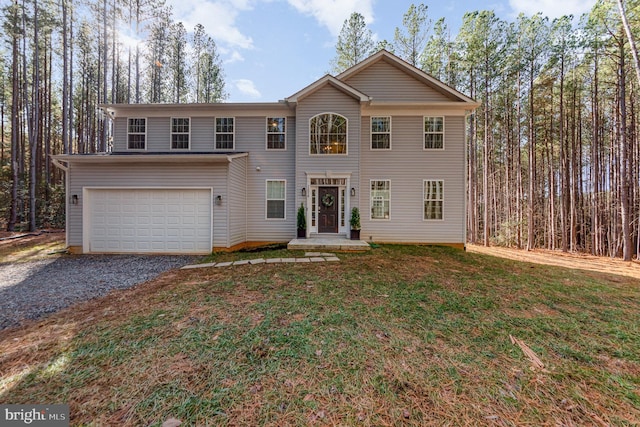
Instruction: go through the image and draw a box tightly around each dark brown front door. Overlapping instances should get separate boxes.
[318,187,339,233]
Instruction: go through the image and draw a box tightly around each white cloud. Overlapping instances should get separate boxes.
[508,0,597,19]
[235,79,262,98]
[165,0,254,49]
[286,0,375,37]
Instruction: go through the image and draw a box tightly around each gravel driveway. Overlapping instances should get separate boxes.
[0,254,195,330]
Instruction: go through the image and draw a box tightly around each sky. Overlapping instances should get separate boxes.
[163,0,599,103]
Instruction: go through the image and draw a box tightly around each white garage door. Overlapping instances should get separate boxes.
[86,188,212,254]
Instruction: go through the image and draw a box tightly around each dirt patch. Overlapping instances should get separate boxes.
[468,244,640,280]
[0,230,66,262]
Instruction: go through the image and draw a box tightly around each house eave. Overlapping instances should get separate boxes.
[52,152,248,164]
[99,103,294,118]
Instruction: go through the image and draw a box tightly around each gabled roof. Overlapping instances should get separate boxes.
[337,50,477,105]
[285,75,371,104]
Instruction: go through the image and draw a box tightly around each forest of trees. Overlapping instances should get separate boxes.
[1,0,639,260]
[333,1,640,261]
[0,0,226,232]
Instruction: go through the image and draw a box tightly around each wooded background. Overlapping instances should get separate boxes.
[1,0,639,260]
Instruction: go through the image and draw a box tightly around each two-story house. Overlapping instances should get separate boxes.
[53,50,478,254]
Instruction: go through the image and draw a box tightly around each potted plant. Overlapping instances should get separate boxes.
[350,207,361,240]
[297,203,306,238]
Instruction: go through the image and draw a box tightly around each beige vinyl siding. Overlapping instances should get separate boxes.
[359,115,466,243]
[295,85,360,211]
[240,116,297,241]
[113,117,128,151]
[227,156,247,247]
[67,162,228,249]
[343,60,451,102]
[191,117,215,151]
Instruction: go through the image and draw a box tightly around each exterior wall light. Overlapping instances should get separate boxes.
[71,194,79,205]
[301,187,306,197]
[216,195,222,205]
[350,187,356,197]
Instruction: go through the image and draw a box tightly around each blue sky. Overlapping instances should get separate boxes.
[164,0,598,102]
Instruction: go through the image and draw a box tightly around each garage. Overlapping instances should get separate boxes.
[84,188,212,254]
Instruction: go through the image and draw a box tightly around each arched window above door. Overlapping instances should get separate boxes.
[309,113,347,155]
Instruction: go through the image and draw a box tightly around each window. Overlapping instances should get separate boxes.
[310,113,347,154]
[424,116,444,149]
[171,118,190,149]
[127,118,146,150]
[370,180,390,219]
[267,117,286,149]
[266,180,286,219]
[216,117,234,149]
[371,117,391,149]
[424,180,443,220]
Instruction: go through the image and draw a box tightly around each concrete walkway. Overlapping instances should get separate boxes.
[181,252,340,270]
[288,235,371,252]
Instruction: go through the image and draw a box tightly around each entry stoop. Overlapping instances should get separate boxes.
[288,235,371,252]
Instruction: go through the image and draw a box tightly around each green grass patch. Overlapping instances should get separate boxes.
[1,244,639,426]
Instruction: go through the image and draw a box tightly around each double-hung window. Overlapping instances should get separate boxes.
[171,118,190,149]
[371,117,391,149]
[424,180,444,220]
[424,116,444,149]
[266,180,286,219]
[370,180,390,220]
[127,118,146,150]
[267,117,286,150]
[216,117,234,149]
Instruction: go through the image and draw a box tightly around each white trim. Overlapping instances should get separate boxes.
[170,117,191,150]
[423,179,444,221]
[265,179,287,220]
[83,187,213,254]
[370,116,392,150]
[127,117,147,151]
[423,116,445,150]
[308,112,349,156]
[369,179,391,221]
[266,117,286,150]
[215,116,235,150]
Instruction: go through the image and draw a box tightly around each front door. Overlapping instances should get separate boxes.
[318,187,339,233]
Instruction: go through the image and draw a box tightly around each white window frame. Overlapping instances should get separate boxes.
[265,179,286,220]
[215,117,235,150]
[370,180,390,220]
[371,116,391,150]
[309,112,348,155]
[424,116,445,150]
[266,117,286,150]
[423,180,444,221]
[127,118,147,150]
[170,117,190,150]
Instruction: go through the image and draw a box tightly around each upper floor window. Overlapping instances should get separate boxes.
[127,118,146,150]
[371,117,391,150]
[267,117,286,150]
[310,113,347,155]
[171,118,190,149]
[424,116,444,149]
[216,117,234,150]
[424,180,444,220]
[370,180,390,219]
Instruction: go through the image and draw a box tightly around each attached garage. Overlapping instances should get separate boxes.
[84,188,213,254]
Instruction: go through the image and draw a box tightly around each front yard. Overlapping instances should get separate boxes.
[1,243,639,426]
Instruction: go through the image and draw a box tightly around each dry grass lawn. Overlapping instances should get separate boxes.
[1,235,639,426]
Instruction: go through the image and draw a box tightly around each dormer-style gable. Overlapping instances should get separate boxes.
[285,75,370,105]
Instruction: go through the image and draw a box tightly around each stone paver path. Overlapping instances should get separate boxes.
[181,252,339,270]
